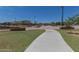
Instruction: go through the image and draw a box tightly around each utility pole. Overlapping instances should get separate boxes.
[61,6,64,26]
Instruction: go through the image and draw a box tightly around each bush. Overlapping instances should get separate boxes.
[10,27,25,31]
[60,26,74,29]
[0,26,10,29]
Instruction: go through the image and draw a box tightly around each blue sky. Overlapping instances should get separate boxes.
[0,6,79,23]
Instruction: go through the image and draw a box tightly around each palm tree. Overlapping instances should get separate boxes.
[60,6,74,29]
[65,17,75,26]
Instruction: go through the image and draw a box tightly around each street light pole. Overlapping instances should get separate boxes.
[61,6,64,26]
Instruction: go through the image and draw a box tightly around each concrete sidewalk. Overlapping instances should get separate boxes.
[25,30,73,52]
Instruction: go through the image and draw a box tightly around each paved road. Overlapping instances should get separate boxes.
[25,30,73,52]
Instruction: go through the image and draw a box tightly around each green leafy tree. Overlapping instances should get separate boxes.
[65,16,76,26]
[75,16,79,25]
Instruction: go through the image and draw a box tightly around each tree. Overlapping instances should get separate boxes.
[75,16,79,25]
[65,17,75,26]
[65,15,79,25]
[11,20,32,25]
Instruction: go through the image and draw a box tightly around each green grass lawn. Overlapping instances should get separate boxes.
[58,30,79,52]
[0,30,44,52]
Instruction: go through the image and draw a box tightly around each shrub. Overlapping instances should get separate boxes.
[0,26,10,29]
[60,26,74,29]
[10,27,25,31]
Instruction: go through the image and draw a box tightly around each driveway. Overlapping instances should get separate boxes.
[25,30,73,52]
